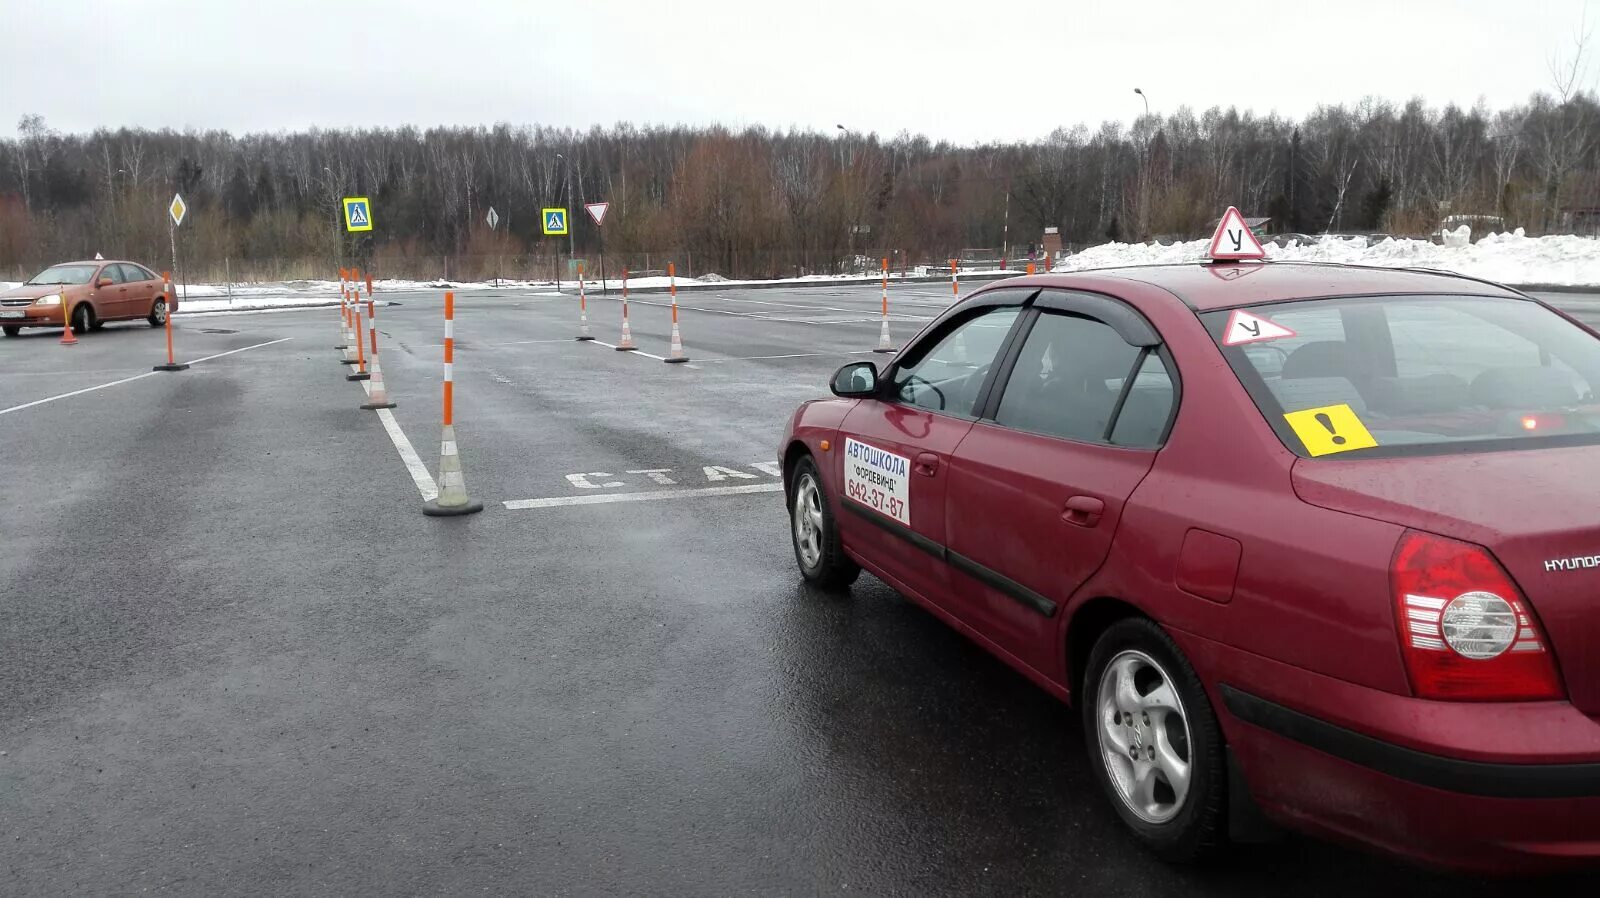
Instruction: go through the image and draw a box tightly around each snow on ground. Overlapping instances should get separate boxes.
[1056,228,1600,287]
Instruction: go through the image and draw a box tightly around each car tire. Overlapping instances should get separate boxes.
[2,326,19,338]
[1081,617,1227,863]
[788,454,860,590]
[148,298,168,327]
[71,303,94,335]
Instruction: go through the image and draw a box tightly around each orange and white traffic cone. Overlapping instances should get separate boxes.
[58,293,77,346]
[346,300,370,381]
[576,260,594,342]
[360,294,395,409]
[335,269,350,349]
[615,268,637,351]
[664,262,689,364]
[423,292,483,517]
[873,257,894,354]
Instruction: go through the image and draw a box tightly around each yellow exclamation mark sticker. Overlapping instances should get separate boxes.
[1283,404,1379,456]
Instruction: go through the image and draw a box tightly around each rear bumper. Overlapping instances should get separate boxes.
[1172,629,1600,873]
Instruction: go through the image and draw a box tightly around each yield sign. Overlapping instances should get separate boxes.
[1222,309,1297,346]
[169,193,187,227]
[585,202,610,226]
[486,206,500,230]
[1208,205,1265,260]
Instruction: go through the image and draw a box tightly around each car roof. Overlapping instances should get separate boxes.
[1019,261,1527,311]
[57,259,138,267]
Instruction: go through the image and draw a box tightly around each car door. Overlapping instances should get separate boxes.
[836,292,1033,611]
[118,264,156,318]
[941,290,1178,679]
[92,263,128,320]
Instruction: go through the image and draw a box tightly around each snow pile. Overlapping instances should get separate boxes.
[1054,230,1600,287]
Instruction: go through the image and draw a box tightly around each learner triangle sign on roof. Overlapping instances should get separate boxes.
[1208,205,1265,261]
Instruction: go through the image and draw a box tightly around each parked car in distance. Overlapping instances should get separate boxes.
[0,260,176,337]
[779,259,1600,874]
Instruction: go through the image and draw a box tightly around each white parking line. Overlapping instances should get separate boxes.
[583,338,701,369]
[361,380,440,501]
[503,482,784,510]
[0,337,292,418]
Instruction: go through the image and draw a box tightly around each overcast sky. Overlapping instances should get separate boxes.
[3,0,1596,144]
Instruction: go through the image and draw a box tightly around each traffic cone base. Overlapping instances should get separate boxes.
[423,424,483,516]
[361,356,396,410]
[153,362,190,371]
[345,370,370,381]
[59,323,77,346]
[616,316,637,351]
[873,315,894,353]
[664,321,689,363]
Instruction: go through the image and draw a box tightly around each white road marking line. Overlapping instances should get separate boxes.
[503,481,783,510]
[184,337,293,365]
[583,338,701,369]
[360,380,440,501]
[0,337,292,418]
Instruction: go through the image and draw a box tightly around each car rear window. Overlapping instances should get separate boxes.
[1202,295,1600,458]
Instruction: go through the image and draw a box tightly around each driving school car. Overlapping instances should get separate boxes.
[777,212,1600,873]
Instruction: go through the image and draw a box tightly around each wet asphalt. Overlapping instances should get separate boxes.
[3,282,1599,896]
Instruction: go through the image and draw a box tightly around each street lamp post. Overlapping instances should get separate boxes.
[1132,90,1152,242]
[556,153,575,261]
[1134,87,1149,118]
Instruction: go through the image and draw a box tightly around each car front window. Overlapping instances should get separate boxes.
[890,306,1021,416]
[26,264,98,286]
[1205,295,1600,458]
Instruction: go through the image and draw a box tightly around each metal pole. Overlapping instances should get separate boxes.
[1002,188,1010,269]
[598,225,608,296]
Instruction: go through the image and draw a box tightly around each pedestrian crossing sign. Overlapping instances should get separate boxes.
[542,207,568,235]
[343,197,373,232]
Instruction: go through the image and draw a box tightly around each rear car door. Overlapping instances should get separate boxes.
[942,291,1177,677]
[836,291,1032,610]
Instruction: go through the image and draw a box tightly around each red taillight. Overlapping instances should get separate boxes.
[1391,530,1564,702]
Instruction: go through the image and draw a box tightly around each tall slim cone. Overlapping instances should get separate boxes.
[361,354,396,410]
[423,424,483,516]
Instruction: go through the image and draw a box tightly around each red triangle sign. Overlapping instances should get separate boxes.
[585,202,609,226]
[1223,309,1297,346]
[1209,206,1266,260]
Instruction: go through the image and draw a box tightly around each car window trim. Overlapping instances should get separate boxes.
[1033,288,1161,347]
[881,290,1037,421]
[976,305,1181,450]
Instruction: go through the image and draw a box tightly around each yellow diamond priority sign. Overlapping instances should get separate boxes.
[169,193,187,227]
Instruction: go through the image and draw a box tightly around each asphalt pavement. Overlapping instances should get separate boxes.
[3,282,1598,896]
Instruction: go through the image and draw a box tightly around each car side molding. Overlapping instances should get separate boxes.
[841,502,1057,617]
[1220,684,1600,799]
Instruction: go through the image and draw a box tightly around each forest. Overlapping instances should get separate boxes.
[1,87,1596,283]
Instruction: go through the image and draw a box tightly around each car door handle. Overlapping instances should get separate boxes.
[1062,495,1105,527]
[914,452,941,477]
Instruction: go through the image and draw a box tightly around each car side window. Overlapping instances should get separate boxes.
[993,312,1145,444]
[1108,353,1177,448]
[889,306,1021,416]
[119,264,151,283]
[99,265,126,284]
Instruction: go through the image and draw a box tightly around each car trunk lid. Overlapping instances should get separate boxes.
[1293,446,1600,713]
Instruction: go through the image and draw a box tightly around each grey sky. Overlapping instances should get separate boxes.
[3,0,1596,143]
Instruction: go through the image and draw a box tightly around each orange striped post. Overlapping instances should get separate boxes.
[1045,253,1053,272]
[1026,262,1037,275]
[424,291,482,516]
[336,269,350,349]
[950,259,959,297]
[873,257,894,353]
[346,272,370,381]
[664,261,688,363]
[615,267,636,350]
[152,271,187,370]
[361,276,395,410]
[576,260,594,341]
[57,287,77,346]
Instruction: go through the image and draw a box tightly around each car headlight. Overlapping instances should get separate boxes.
[34,295,60,307]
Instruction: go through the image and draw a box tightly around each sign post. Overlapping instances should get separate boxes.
[168,193,188,302]
[585,202,610,295]
[486,206,501,285]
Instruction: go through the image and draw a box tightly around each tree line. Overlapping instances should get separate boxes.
[1,88,1596,282]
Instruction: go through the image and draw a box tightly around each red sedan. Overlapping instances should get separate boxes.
[779,259,1600,873]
